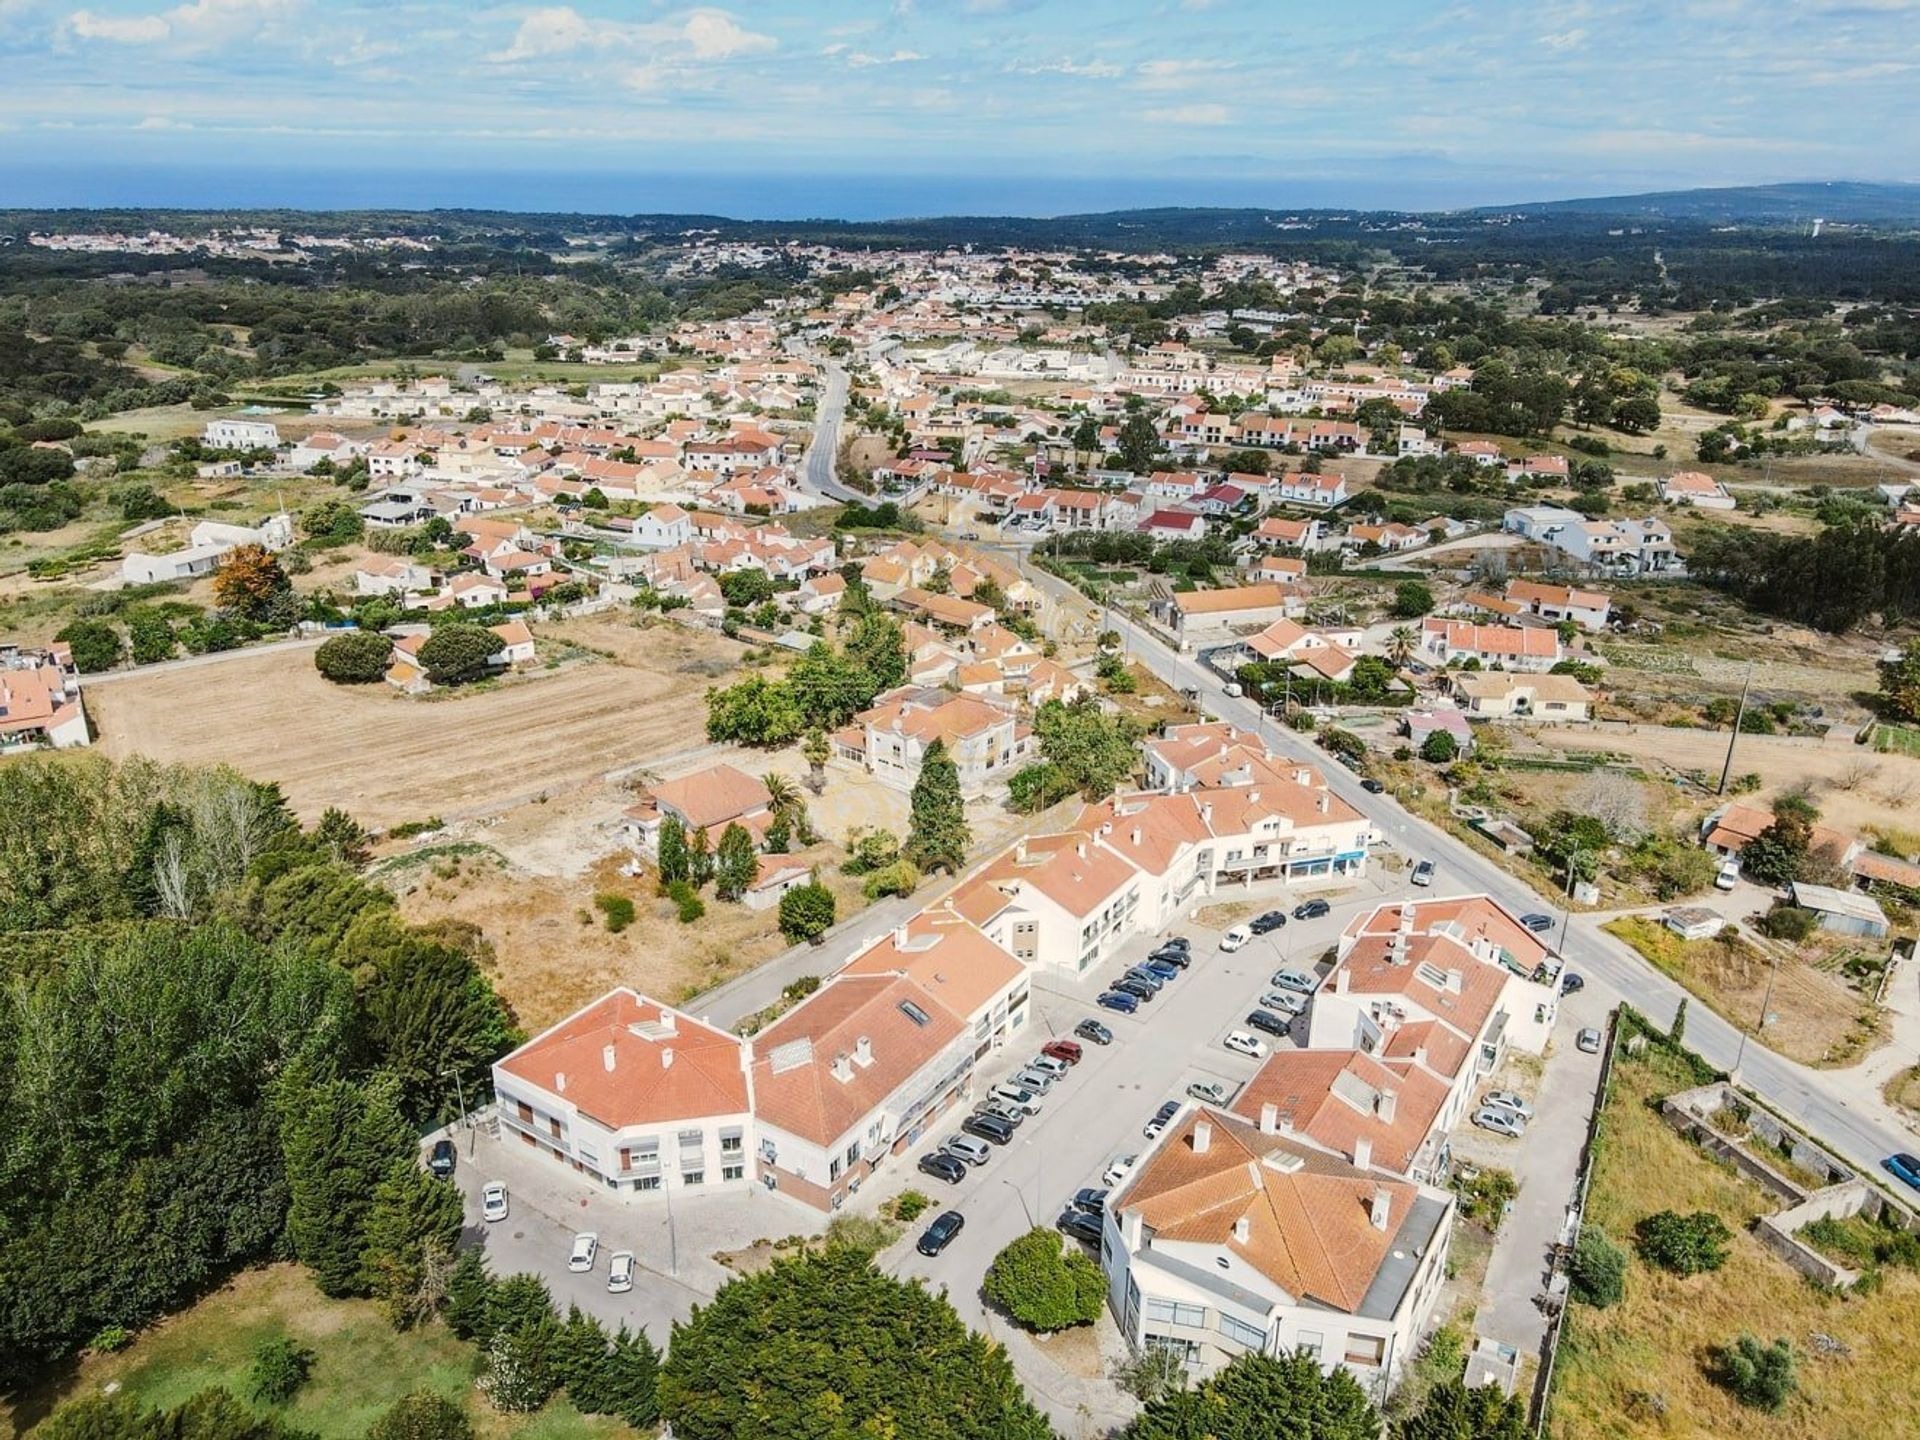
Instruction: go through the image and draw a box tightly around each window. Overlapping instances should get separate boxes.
[548,1117,562,1139]
[682,1170,705,1187]
[1344,1335,1386,1367]
[1144,1334,1199,1362]
[1218,1314,1267,1350]
[1295,1330,1324,1361]
[515,1100,534,1124]
[719,1128,744,1155]
[829,1157,843,1181]
[633,1175,661,1193]
[1145,1298,1206,1328]
[845,1140,862,1167]
[722,1162,745,1182]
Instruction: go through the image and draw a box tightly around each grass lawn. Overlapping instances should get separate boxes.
[1548,1036,1920,1438]
[9,1266,626,1440]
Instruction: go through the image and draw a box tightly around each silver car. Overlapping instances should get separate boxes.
[1472,1106,1526,1139]
[1012,1067,1056,1094]
[1259,989,1308,1016]
[944,1134,992,1166]
[991,1082,1042,1115]
[1482,1089,1534,1121]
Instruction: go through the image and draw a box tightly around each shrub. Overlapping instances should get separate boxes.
[1450,1166,1519,1228]
[1570,1228,1627,1307]
[862,858,920,900]
[56,618,123,674]
[982,1227,1106,1332]
[779,879,836,944]
[1635,1210,1732,1275]
[87,1325,133,1352]
[418,624,500,686]
[666,879,705,924]
[1759,906,1817,942]
[891,1190,932,1222]
[246,1336,315,1406]
[595,893,636,933]
[1420,729,1458,763]
[1716,1334,1796,1412]
[314,630,394,684]
[368,1391,473,1440]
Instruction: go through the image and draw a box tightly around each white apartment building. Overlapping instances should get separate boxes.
[202,418,281,450]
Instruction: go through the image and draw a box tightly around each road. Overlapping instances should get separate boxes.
[75,632,323,686]
[1853,422,1920,477]
[801,361,864,502]
[999,549,1914,1185]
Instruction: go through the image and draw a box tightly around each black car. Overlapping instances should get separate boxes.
[1075,1018,1114,1045]
[1561,972,1586,995]
[1249,910,1288,935]
[1148,944,1192,968]
[1157,935,1191,952]
[1361,778,1387,794]
[1246,1008,1290,1037]
[1071,1187,1109,1215]
[1292,898,1331,921]
[917,1209,966,1256]
[962,1113,1015,1146]
[1520,913,1555,934]
[429,1138,456,1179]
[1112,978,1157,1003]
[1058,1210,1105,1245]
[918,1152,967,1185]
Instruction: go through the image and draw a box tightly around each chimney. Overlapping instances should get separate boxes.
[1132,827,1142,846]
[1317,793,1330,813]
[555,1072,567,1093]
[1335,969,1351,995]
[1193,1120,1212,1154]
[1376,1088,1397,1124]
[1412,1045,1428,1069]
[1369,1185,1392,1231]
[602,1044,617,1073]
[1201,802,1213,828]
[1076,839,1087,859]
[1446,969,1463,993]
[1259,1102,1279,1134]
[1353,1136,1372,1170]
[894,925,909,947]
[658,1009,677,1036]
[854,1035,874,1067]
[831,1052,854,1083]
[1232,1215,1250,1244]
[661,1048,674,1070]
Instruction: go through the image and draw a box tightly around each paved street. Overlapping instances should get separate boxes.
[799,360,862,502]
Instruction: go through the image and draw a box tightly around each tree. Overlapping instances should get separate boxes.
[659,1247,1053,1440]
[906,739,970,873]
[417,624,499,686]
[1635,1210,1732,1275]
[1396,1379,1529,1440]
[1877,638,1920,723]
[302,498,365,545]
[802,728,831,793]
[212,544,292,622]
[842,827,900,875]
[1033,696,1140,800]
[1670,997,1688,1046]
[601,1325,662,1429]
[1569,1228,1627,1308]
[717,568,775,608]
[313,807,372,868]
[687,824,714,886]
[126,609,177,665]
[314,630,393,684]
[1008,761,1071,814]
[705,674,805,747]
[55,619,122,674]
[1116,411,1162,473]
[1717,1334,1796,1412]
[1420,729,1459,763]
[1123,1350,1379,1440]
[1112,1344,1187,1404]
[845,612,908,692]
[657,814,689,887]
[443,1249,495,1341]
[281,1074,415,1297]
[779,877,836,944]
[714,822,758,902]
[1740,809,1811,886]
[362,1162,465,1323]
[1392,579,1435,618]
[368,1391,473,1440]
[1386,626,1418,668]
[982,1227,1106,1331]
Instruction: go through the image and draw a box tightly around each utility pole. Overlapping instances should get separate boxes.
[440,1067,474,1157]
[1716,661,1754,796]
[1733,946,1783,1076]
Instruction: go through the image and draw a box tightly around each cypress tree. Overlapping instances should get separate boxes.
[906,739,970,874]
[443,1249,495,1341]
[657,814,689,887]
[281,1075,412,1297]
[714,822,758,902]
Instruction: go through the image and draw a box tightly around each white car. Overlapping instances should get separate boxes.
[1411,860,1436,887]
[991,1082,1042,1115]
[1482,1090,1534,1121]
[1223,1029,1269,1059]
[568,1232,599,1272]
[1029,1054,1070,1080]
[1102,1154,1138,1188]
[480,1182,509,1223]
[1219,925,1253,952]
[607,1250,636,1294]
[1259,990,1308,1016]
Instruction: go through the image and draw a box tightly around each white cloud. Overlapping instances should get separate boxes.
[1134,57,1235,90]
[66,0,291,47]
[489,5,600,63]
[846,48,924,67]
[1009,57,1124,77]
[490,6,774,66]
[1145,102,1230,125]
[68,9,169,41]
[682,9,775,60]
[1540,27,1587,50]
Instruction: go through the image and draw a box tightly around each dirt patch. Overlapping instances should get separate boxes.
[1882,1065,1920,1122]
[1025,1321,1107,1380]
[1194,900,1252,929]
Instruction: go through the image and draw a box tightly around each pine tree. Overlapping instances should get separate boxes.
[554,1305,615,1414]
[281,1075,413,1297]
[906,739,970,873]
[657,813,689,887]
[603,1326,661,1429]
[361,1161,465,1324]
[714,822,758,902]
[443,1249,495,1341]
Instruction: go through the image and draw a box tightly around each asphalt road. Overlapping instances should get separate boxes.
[801,361,863,502]
[1003,553,1913,1184]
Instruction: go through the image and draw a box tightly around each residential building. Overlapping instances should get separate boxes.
[621,763,774,854]
[1450,672,1593,722]
[1158,584,1292,646]
[1230,1049,1457,1183]
[0,644,89,749]
[1275,472,1350,508]
[1504,579,1610,631]
[947,830,1144,977]
[1419,618,1562,672]
[835,685,1025,797]
[1658,470,1735,510]
[203,417,280,450]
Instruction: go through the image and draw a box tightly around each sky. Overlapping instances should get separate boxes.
[1,0,1916,217]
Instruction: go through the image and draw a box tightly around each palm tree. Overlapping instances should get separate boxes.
[801,730,830,795]
[762,771,800,816]
[1387,626,1417,669]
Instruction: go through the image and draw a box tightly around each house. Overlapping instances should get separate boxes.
[1789,883,1889,939]
[621,763,774,854]
[1504,579,1610,632]
[790,572,847,615]
[1140,509,1208,541]
[1506,455,1568,484]
[1403,709,1475,753]
[1397,426,1441,458]
[945,830,1144,976]
[630,503,695,548]
[120,514,295,585]
[488,620,536,668]
[1504,508,1682,576]
[1455,441,1503,468]
[1244,618,1361,684]
[1419,619,1562,672]
[890,586,997,635]
[0,646,90,749]
[354,559,441,598]
[492,989,754,1195]
[1275,472,1349,508]
[1158,584,1292,645]
[202,418,280,450]
[1658,471,1735,511]
[1251,516,1331,552]
[836,686,1025,797]
[1698,803,1859,869]
[288,431,365,471]
[1103,1106,1454,1383]
[1450,672,1593,722]
[1344,522,1428,554]
[439,573,510,609]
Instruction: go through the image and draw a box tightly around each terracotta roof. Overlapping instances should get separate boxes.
[497,989,749,1128]
[1230,1049,1451,1175]
[645,763,772,833]
[1173,583,1288,616]
[840,912,1024,1021]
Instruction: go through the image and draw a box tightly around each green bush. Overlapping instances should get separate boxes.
[367,1391,474,1440]
[982,1227,1106,1332]
[862,858,920,900]
[314,630,394,684]
[418,624,500,686]
[1716,1334,1796,1412]
[891,1190,932,1222]
[87,1325,133,1352]
[779,879,836,944]
[666,879,705,924]
[1759,906,1817,942]
[1570,1228,1627,1307]
[1635,1210,1732,1276]
[1420,729,1459,763]
[246,1336,315,1406]
[595,893,636,933]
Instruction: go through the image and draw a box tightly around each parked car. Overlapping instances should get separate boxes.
[1122,966,1165,993]
[1030,1054,1070,1080]
[1141,957,1182,981]
[1246,1007,1290,1037]
[1144,1100,1181,1140]
[1102,1154,1139,1187]
[1292,898,1331,921]
[1224,1029,1270,1059]
[429,1139,456,1179]
[1482,1090,1534,1121]
[1111,978,1157,1003]
[1520,913,1554,933]
[568,1233,599,1272]
[917,1209,966,1257]
[1472,1107,1526,1139]
[990,1083,1042,1115]
[480,1182,509,1223]
[1361,778,1387,794]
[1186,1079,1232,1106]
[1012,1067,1056,1094]
[1250,910,1288,935]
[1561,972,1586,995]
[1071,1187,1109,1215]
[1219,925,1253,952]
[1259,989,1308,1016]
[1075,1018,1114,1045]
[1042,1039,1084,1065]
[1411,860,1436,886]
[1576,1027,1603,1054]
[1058,1210,1106,1245]
[1148,943,1191,968]
[1097,990,1140,1015]
[1269,967,1316,995]
[1715,860,1740,891]
[1884,1153,1920,1191]
[943,1134,992,1167]
[1154,936,1191,955]
[607,1251,635,1294]
[919,1152,968,1185]
[976,1099,1025,1129]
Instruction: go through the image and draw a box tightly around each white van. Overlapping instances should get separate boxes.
[1714,860,1740,891]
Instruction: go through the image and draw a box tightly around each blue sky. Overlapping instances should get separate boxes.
[1,0,1916,215]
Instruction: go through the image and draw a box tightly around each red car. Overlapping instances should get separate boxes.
[1041,1039,1083,1065]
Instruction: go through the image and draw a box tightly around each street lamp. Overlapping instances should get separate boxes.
[439,1067,474,1158]
[1001,1177,1035,1230]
